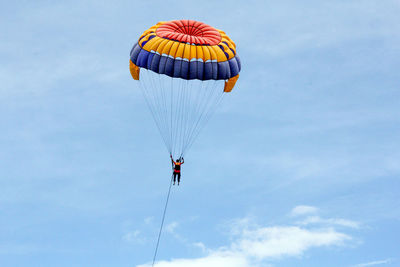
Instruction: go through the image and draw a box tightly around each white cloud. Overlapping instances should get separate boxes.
[138,207,354,267]
[123,230,145,244]
[290,205,319,217]
[144,217,154,225]
[138,254,250,267]
[234,226,350,260]
[192,242,207,253]
[298,216,360,229]
[291,206,360,229]
[166,222,179,234]
[352,258,393,266]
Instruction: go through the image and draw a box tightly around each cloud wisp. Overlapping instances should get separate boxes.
[297,216,360,229]
[138,206,357,267]
[291,205,360,229]
[352,258,393,267]
[290,205,319,217]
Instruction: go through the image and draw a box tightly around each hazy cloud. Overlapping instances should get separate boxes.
[290,205,319,217]
[123,230,146,244]
[138,207,354,267]
[298,216,360,229]
[352,258,393,267]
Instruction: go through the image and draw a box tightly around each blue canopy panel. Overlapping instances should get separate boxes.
[130,42,241,81]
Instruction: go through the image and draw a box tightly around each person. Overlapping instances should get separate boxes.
[170,155,184,185]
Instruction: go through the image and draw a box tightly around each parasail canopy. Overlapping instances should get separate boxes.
[130,20,241,158]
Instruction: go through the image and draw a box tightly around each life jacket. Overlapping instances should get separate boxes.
[174,162,181,173]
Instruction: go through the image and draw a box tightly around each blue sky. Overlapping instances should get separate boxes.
[1,0,399,266]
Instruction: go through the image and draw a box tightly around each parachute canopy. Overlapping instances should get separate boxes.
[130,20,241,158]
[130,20,241,91]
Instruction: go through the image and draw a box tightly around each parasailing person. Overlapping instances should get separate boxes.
[170,155,184,185]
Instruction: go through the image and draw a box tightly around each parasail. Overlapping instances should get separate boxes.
[129,20,241,159]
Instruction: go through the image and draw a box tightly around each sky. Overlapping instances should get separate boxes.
[1,0,400,266]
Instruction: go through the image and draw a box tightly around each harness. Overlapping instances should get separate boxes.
[174,162,181,173]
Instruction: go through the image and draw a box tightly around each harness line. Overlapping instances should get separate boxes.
[152,171,174,267]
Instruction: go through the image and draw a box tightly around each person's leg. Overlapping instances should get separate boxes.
[173,172,176,185]
[178,173,181,185]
